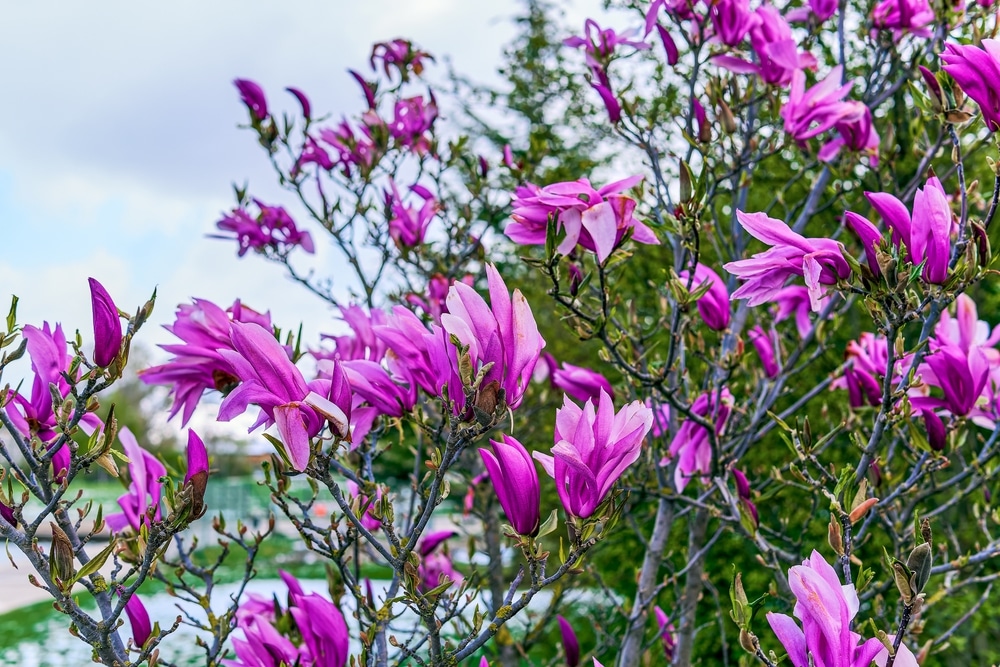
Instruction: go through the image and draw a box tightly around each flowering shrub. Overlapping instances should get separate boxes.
[4,1,1000,665]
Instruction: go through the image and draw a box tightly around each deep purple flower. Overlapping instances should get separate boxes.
[834,333,892,408]
[557,616,580,667]
[564,19,650,65]
[140,298,274,425]
[507,176,659,263]
[679,263,731,330]
[319,120,379,177]
[480,435,541,536]
[124,592,152,647]
[767,551,918,667]
[663,389,733,491]
[708,0,760,45]
[646,0,700,25]
[723,210,851,311]
[386,180,438,248]
[656,25,680,65]
[106,427,166,534]
[294,136,335,174]
[916,343,990,417]
[234,78,268,121]
[941,40,1000,132]
[89,278,122,367]
[534,391,654,518]
[289,588,350,667]
[441,264,546,411]
[781,67,863,144]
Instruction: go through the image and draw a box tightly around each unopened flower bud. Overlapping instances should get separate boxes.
[906,542,933,596]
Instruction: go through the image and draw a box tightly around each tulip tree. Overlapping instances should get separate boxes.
[3,0,1000,665]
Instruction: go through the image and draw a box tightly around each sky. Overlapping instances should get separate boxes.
[0,0,613,350]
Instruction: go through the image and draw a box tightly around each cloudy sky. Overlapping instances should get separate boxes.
[0,1,615,356]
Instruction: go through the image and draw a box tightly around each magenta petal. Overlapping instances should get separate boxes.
[558,615,581,667]
[184,429,209,483]
[274,404,312,471]
[125,593,152,647]
[766,612,807,666]
[88,278,123,368]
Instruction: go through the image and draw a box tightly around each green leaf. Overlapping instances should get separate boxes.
[70,541,116,586]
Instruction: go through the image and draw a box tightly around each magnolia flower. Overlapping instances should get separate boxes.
[786,0,838,22]
[664,389,733,491]
[679,263,731,330]
[557,616,581,667]
[534,390,654,518]
[124,593,152,647]
[106,428,165,534]
[941,40,1000,133]
[213,200,315,257]
[286,86,311,119]
[833,333,893,408]
[417,530,463,592]
[844,176,952,284]
[234,78,268,121]
[781,67,863,144]
[139,298,273,425]
[218,322,348,471]
[713,5,816,86]
[708,0,760,46]
[767,551,918,667]
[371,39,433,80]
[723,210,851,311]
[387,96,437,153]
[89,278,123,367]
[914,342,990,417]
[654,607,677,661]
[551,360,616,403]
[480,435,541,536]
[819,105,880,166]
[441,264,546,411]
[386,180,438,248]
[184,430,209,520]
[872,0,934,38]
[507,176,659,263]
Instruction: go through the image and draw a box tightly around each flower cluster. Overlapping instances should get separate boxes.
[213,200,315,257]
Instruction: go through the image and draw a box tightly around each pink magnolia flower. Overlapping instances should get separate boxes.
[234,78,268,121]
[480,435,541,536]
[534,390,654,518]
[713,5,817,86]
[441,264,546,411]
[564,19,650,70]
[319,120,379,177]
[293,136,335,174]
[4,322,101,481]
[941,40,1000,133]
[106,428,166,534]
[387,96,437,154]
[773,285,826,339]
[89,278,123,368]
[782,67,863,144]
[370,39,433,80]
[872,0,934,38]
[213,200,315,257]
[654,606,677,661]
[417,530,463,592]
[679,263,731,330]
[386,181,438,248]
[663,389,733,491]
[218,322,349,471]
[646,0,700,25]
[549,358,616,403]
[507,176,659,263]
[844,176,952,284]
[767,551,918,667]
[707,0,760,45]
[819,105,880,166]
[786,0,838,22]
[748,325,780,377]
[285,86,311,120]
[913,342,990,417]
[558,616,581,667]
[139,298,274,425]
[124,592,152,647]
[723,210,851,311]
[318,305,389,363]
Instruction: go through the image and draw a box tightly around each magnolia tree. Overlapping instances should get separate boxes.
[3,0,1000,665]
